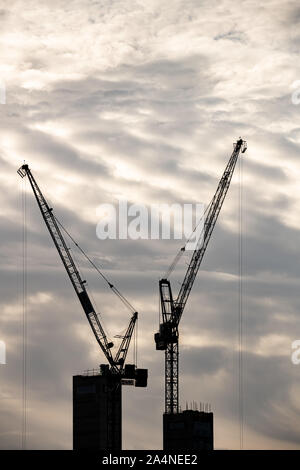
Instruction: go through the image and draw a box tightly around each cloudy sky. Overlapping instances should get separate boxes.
[1,0,300,450]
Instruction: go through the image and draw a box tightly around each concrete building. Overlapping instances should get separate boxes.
[163,409,214,450]
[73,367,121,450]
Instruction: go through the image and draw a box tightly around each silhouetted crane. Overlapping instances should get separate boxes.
[18,164,147,449]
[155,138,247,414]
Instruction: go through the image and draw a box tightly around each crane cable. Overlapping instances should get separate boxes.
[54,217,137,315]
[134,317,138,367]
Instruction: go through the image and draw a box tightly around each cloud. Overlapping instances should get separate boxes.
[0,0,300,450]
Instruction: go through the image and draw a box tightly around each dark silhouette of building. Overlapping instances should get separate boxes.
[73,369,121,450]
[163,409,214,450]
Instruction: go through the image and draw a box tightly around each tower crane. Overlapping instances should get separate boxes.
[155,138,247,416]
[18,164,147,449]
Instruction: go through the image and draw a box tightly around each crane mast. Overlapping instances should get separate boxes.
[155,138,247,414]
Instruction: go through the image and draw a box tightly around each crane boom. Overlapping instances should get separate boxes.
[155,138,247,414]
[17,164,137,374]
[114,311,137,366]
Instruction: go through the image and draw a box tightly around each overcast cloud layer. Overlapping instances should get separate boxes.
[0,0,300,450]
